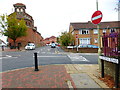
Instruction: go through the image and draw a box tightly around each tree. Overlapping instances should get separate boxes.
[60,31,75,46]
[56,37,60,44]
[115,0,120,11]
[0,13,27,48]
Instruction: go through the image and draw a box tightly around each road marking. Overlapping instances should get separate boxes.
[34,56,67,58]
[67,54,89,62]
[6,55,12,57]
[0,56,18,59]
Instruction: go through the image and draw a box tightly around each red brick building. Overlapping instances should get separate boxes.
[43,36,57,45]
[69,21,120,47]
[8,3,44,47]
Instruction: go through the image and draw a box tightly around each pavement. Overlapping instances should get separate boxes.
[1,48,110,89]
[1,64,110,89]
[1,47,25,52]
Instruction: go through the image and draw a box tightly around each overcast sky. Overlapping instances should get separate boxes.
[0,0,119,41]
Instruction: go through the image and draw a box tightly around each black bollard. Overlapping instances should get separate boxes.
[2,45,4,51]
[34,52,39,71]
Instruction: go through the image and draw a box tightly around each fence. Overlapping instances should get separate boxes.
[101,32,120,88]
[103,32,120,57]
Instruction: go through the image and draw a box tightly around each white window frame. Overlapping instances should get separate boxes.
[79,38,90,44]
[93,29,98,34]
[79,29,89,34]
[103,29,106,33]
[110,28,116,33]
[94,38,98,43]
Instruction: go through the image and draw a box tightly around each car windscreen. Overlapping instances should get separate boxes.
[27,44,34,46]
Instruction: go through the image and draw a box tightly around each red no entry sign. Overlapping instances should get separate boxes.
[91,10,103,24]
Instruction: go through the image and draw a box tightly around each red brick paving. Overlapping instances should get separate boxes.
[2,65,76,88]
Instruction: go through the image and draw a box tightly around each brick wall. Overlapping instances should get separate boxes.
[104,61,120,82]
[8,28,43,47]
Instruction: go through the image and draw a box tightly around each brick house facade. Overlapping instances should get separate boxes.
[43,36,57,45]
[8,3,44,48]
[69,21,120,47]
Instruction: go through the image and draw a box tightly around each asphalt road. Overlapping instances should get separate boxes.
[1,46,98,72]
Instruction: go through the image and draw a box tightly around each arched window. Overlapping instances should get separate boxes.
[17,8,19,12]
[21,9,23,12]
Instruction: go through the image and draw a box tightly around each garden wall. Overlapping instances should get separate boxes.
[104,61,120,82]
[61,46,99,53]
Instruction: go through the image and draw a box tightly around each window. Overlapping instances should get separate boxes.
[80,30,89,34]
[21,9,23,12]
[94,38,98,43]
[79,38,90,44]
[110,29,116,33]
[93,29,98,34]
[17,8,19,12]
[103,30,106,33]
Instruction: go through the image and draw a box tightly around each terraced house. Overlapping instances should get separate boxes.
[69,21,120,47]
[8,3,44,47]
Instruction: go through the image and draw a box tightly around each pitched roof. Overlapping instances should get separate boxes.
[70,21,120,29]
[44,38,49,40]
[50,36,56,39]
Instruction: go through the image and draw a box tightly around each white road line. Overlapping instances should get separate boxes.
[0,57,17,59]
[0,55,18,59]
[6,55,12,57]
[34,56,67,58]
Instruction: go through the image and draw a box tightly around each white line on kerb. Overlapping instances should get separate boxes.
[92,15,102,20]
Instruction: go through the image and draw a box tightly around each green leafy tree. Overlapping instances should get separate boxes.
[60,31,75,46]
[0,13,27,47]
[56,37,60,44]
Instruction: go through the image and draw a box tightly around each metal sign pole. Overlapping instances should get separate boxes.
[96,0,102,67]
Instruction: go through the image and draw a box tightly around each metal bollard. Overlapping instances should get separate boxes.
[34,52,39,71]
[2,46,4,51]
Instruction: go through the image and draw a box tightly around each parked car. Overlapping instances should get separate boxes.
[25,43,35,50]
[87,45,99,48]
[78,44,88,48]
[74,44,99,48]
[73,45,78,48]
[51,43,56,48]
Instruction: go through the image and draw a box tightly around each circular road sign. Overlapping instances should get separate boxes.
[91,10,103,24]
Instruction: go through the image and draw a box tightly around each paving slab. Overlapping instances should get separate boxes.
[70,73,101,88]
